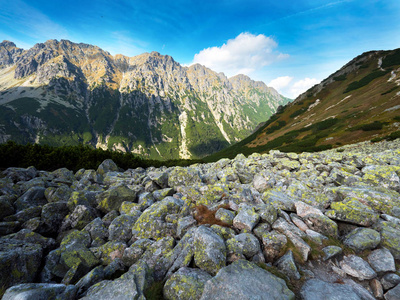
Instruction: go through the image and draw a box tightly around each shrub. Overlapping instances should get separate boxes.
[361,121,383,131]
[344,69,390,93]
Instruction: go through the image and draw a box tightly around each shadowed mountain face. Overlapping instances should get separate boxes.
[206,48,400,161]
[0,39,290,160]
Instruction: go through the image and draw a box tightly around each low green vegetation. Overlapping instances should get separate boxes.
[0,141,202,172]
[344,69,390,93]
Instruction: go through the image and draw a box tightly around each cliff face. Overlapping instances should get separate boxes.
[0,39,290,159]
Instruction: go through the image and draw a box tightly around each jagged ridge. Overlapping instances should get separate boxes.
[0,39,290,159]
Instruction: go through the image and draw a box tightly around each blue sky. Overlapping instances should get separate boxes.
[0,0,399,98]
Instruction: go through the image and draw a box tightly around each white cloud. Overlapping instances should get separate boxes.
[289,78,320,98]
[191,32,288,77]
[267,76,320,99]
[268,76,293,91]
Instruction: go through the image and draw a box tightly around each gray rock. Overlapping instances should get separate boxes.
[148,171,169,188]
[2,283,76,300]
[384,283,400,300]
[96,185,138,213]
[256,230,288,261]
[367,248,396,273]
[0,239,43,292]
[339,255,377,281]
[193,225,226,275]
[300,279,361,300]
[83,218,109,243]
[0,196,15,220]
[163,267,212,300]
[343,228,381,252]
[75,266,105,298]
[200,260,295,300]
[60,204,98,231]
[14,186,46,211]
[274,250,300,280]
[322,246,342,261]
[226,233,261,259]
[40,202,69,234]
[379,222,400,259]
[44,185,73,203]
[177,215,197,238]
[381,273,400,291]
[81,277,138,300]
[108,214,138,242]
[96,159,119,176]
[257,203,278,225]
[233,206,260,231]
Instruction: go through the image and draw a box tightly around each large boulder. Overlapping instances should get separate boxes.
[193,226,226,276]
[96,185,138,213]
[343,228,381,252]
[0,239,43,292]
[2,283,76,300]
[168,167,201,188]
[132,196,183,240]
[300,279,361,300]
[200,260,295,300]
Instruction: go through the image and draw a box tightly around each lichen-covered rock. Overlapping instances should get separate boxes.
[153,188,175,201]
[215,208,235,225]
[177,215,197,238]
[257,203,278,225]
[96,159,119,176]
[4,229,56,251]
[81,276,138,300]
[61,204,98,231]
[163,267,212,300]
[200,260,295,300]
[256,230,288,262]
[168,167,201,188]
[2,283,76,300]
[325,199,379,226]
[96,185,138,213]
[132,196,183,240]
[92,241,127,265]
[263,188,297,211]
[83,217,109,244]
[148,171,169,188]
[322,246,342,261]
[193,225,226,276]
[377,221,400,259]
[226,233,261,259]
[0,239,43,292]
[300,279,361,300]
[75,266,105,298]
[343,228,381,252]
[339,255,377,281]
[233,206,259,231]
[108,214,138,242]
[51,168,75,184]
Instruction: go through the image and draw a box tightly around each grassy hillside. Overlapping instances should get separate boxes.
[205,48,400,161]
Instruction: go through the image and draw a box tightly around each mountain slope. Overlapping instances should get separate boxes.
[0,39,290,160]
[206,48,400,160]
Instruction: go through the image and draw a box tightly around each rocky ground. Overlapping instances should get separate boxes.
[1,139,400,299]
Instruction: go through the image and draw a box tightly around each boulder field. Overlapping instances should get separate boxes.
[1,139,400,299]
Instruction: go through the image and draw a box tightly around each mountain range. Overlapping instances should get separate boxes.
[0,39,290,160]
[207,47,400,161]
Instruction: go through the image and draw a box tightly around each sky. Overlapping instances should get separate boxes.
[0,0,399,99]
